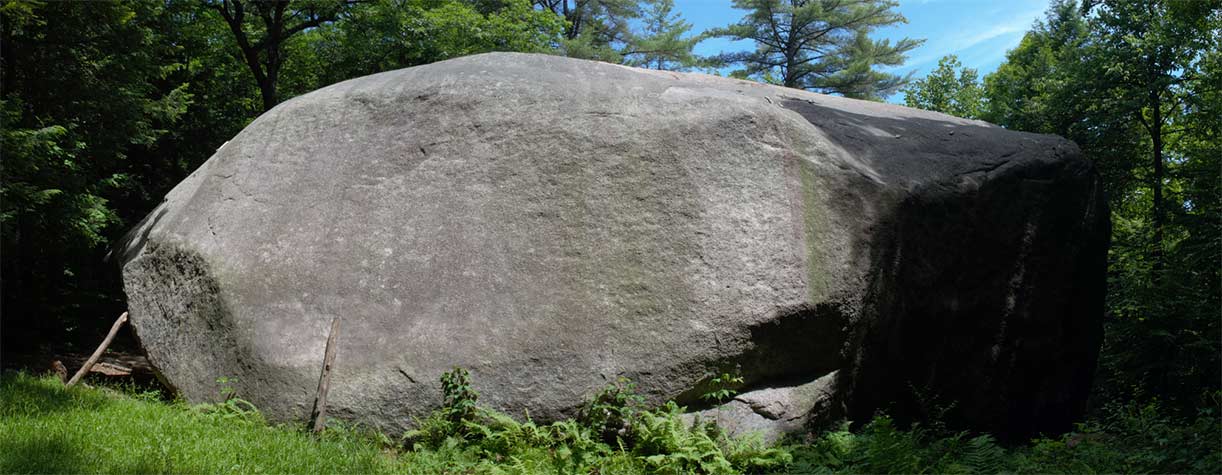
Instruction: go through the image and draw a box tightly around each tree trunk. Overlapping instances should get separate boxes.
[212,0,279,112]
[562,1,578,39]
[782,26,800,88]
[783,49,798,88]
[9,213,36,350]
[258,75,277,112]
[1150,89,1165,284]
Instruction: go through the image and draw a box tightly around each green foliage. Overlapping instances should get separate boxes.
[1,0,189,348]
[1012,398,1222,474]
[407,369,792,474]
[309,0,564,86]
[4,372,1219,474]
[0,105,117,249]
[981,0,1092,136]
[201,0,364,111]
[191,376,265,425]
[623,0,703,71]
[783,403,1222,475]
[439,367,479,427]
[709,0,922,98]
[786,416,1006,474]
[633,401,735,473]
[192,395,265,425]
[631,401,793,474]
[700,371,745,405]
[578,376,646,443]
[980,0,1222,416]
[538,0,643,62]
[1087,0,1221,415]
[902,55,984,119]
[404,367,479,447]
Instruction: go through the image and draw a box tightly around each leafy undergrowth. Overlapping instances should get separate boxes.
[786,405,1222,475]
[1,371,1218,474]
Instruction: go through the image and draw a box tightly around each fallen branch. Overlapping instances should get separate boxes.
[93,362,133,376]
[309,316,341,433]
[67,311,128,387]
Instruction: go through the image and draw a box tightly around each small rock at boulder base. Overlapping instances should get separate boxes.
[117,52,1107,441]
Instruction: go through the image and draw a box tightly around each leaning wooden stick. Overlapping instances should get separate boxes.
[309,316,341,433]
[67,311,128,387]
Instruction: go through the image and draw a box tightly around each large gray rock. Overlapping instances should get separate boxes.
[118,52,1107,441]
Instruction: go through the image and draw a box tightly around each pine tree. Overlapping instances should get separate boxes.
[709,0,921,99]
[624,0,701,71]
[534,0,642,62]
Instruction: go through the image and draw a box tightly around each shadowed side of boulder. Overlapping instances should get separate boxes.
[844,144,1108,441]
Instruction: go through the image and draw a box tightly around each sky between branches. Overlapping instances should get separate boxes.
[675,0,1048,103]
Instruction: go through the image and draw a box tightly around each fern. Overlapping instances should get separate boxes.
[962,434,1006,474]
[722,431,793,472]
[404,370,805,474]
[633,402,736,474]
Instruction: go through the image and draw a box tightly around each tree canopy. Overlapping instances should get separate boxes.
[536,0,642,62]
[710,0,922,99]
[900,0,1221,413]
[204,0,361,111]
[623,0,702,70]
[901,55,983,119]
[0,0,567,352]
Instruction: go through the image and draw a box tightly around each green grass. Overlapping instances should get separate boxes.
[3,371,1219,474]
[0,372,401,474]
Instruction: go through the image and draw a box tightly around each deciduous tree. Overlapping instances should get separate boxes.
[308,0,564,85]
[981,0,1222,412]
[205,0,360,111]
[901,55,982,119]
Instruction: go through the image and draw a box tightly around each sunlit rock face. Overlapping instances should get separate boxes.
[118,52,1107,441]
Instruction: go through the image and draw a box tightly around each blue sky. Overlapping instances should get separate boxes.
[671,0,1051,102]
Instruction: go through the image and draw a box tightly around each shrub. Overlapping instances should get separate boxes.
[578,377,646,445]
[406,368,795,474]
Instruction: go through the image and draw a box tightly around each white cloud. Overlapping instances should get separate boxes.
[955,20,1030,51]
[892,8,1044,71]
